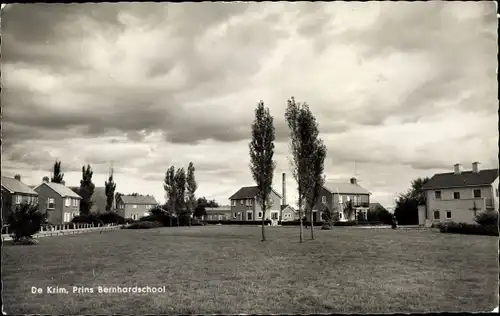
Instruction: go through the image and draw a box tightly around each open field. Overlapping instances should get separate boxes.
[2,226,498,314]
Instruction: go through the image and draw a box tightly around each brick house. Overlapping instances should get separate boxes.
[228,186,282,225]
[312,178,371,223]
[1,175,39,225]
[34,181,82,225]
[116,194,157,220]
[422,162,499,224]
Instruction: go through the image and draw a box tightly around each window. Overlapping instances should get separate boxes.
[249,199,253,206]
[246,199,249,206]
[65,198,71,207]
[63,212,71,223]
[15,195,22,204]
[339,196,343,203]
[257,212,262,218]
[433,210,440,220]
[339,213,343,219]
[240,200,244,205]
[434,191,441,199]
[231,200,236,206]
[453,192,460,200]
[347,196,351,202]
[271,212,278,220]
[132,214,137,220]
[473,189,481,198]
[132,204,137,208]
[233,212,237,219]
[247,212,252,220]
[446,211,452,219]
[73,212,78,218]
[321,196,326,203]
[72,199,77,207]
[48,198,55,209]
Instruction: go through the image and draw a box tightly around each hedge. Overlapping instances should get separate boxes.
[281,220,385,226]
[439,221,499,236]
[203,220,272,226]
[125,221,163,229]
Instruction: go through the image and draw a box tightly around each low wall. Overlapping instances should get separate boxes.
[1,223,121,241]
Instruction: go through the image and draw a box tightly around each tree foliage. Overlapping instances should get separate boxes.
[186,162,198,226]
[394,177,429,225]
[79,165,95,216]
[42,176,50,183]
[7,203,47,243]
[164,166,177,227]
[249,100,276,242]
[105,173,116,212]
[285,97,326,242]
[174,168,187,221]
[51,160,64,184]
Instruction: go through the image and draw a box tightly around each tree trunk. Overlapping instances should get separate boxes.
[261,200,266,242]
[299,197,303,243]
[310,205,315,240]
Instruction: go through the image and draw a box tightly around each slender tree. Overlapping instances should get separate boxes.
[186,162,198,227]
[51,160,64,184]
[285,97,325,242]
[79,165,95,216]
[304,137,327,240]
[174,168,186,227]
[249,100,276,242]
[164,166,176,227]
[105,170,116,212]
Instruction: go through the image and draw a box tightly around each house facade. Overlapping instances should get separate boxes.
[313,178,371,222]
[422,162,499,224]
[204,206,232,221]
[281,205,298,222]
[1,175,39,225]
[116,194,157,220]
[34,181,82,225]
[228,186,282,225]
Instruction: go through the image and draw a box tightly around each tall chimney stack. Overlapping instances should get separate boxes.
[282,173,286,206]
[14,174,21,181]
[350,177,357,185]
[472,162,480,173]
[454,163,462,175]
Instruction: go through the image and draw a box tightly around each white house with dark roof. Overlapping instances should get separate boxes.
[116,194,158,220]
[422,162,499,224]
[34,180,82,225]
[1,175,39,224]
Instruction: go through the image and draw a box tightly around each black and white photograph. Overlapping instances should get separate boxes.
[1,2,498,314]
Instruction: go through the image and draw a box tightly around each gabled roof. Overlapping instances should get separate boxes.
[35,182,82,199]
[422,168,499,190]
[119,194,157,205]
[281,204,296,212]
[1,177,38,195]
[229,186,282,200]
[324,182,371,195]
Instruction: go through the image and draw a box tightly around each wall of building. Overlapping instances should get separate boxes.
[230,191,281,222]
[426,185,495,224]
[35,184,64,225]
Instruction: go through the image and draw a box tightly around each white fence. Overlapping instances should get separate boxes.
[1,223,121,241]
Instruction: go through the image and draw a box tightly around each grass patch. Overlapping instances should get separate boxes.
[2,226,498,314]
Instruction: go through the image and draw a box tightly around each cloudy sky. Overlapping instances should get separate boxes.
[1,2,497,208]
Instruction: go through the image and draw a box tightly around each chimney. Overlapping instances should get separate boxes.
[454,163,462,175]
[472,161,480,173]
[61,180,66,185]
[282,173,286,206]
[14,174,21,181]
[350,177,357,185]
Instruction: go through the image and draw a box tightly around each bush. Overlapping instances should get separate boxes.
[439,221,499,236]
[475,211,499,227]
[72,214,105,226]
[6,203,47,243]
[140,213,175,226]
[126,221,163,229]
[98,212,126,224]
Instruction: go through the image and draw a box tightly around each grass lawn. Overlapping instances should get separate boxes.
[2,226,498,314]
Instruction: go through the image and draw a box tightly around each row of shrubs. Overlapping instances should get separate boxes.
[203,220,272,226]
[72,212,131,226]
[436,211,498,236]
[280,220,385,226]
